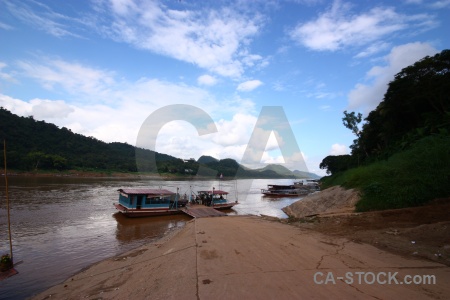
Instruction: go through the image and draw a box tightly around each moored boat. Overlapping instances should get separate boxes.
[261,180,319,197]
[114,188,187,217]
[195,189,238,210]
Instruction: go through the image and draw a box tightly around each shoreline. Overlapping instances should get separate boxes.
[32,214,449,299]
[1,170,310,180]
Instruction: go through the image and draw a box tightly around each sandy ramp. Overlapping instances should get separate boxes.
[34,216,449,299]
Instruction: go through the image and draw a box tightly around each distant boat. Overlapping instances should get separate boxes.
[261,180,319,197]
[114,188,188,218]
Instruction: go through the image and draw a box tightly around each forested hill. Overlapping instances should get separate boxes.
[0,108,318,179]
[319,49,450,211]
[0,107,179,172]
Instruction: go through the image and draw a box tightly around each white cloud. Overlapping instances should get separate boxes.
[197,74,218,86]
[354,42,391,58]
[5,1,265,78]
[237,79,263,92]
[1,57,261,162]
[0,62,16,83]
[0,21,13,30]
[0,94,33,116]
[347,42,437,113]
[290,0,436,52]
[30,99,74,119]
[404,0,423,4]
[4,0,82,38]
[95,2,265,78]
[330,143,348,155]
[430,0,450,8]
[16,58,116,98]
[213,113,257,146]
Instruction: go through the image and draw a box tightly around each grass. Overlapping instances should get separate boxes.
[321,134,450,211]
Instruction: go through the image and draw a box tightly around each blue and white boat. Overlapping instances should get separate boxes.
[114,188,187,217]
[195,189,238,210]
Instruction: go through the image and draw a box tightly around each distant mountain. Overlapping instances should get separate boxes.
[197,155,219,164]
[257,164,293,176]
[293,169,321,179]
[256,164,320,179]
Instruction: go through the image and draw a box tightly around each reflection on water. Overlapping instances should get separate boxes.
[113,213,188,243]
[0,177,303,299]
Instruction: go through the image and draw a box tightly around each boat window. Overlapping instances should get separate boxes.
[145,196,170,204]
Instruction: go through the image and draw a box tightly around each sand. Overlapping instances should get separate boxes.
[33,215,450,299]
[282,185,360,218]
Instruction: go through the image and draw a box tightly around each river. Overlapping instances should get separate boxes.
[0,177,304,299]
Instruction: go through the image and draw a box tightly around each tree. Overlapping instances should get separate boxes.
[342,110,368,160]
[319,155,354,175]
[342,110,362,137]
[345,49,450,161]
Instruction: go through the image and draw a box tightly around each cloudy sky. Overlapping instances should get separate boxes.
[1,0,449,176]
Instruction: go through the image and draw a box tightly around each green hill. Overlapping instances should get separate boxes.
[0,107,182,172]
[320,49,450,211]
[197,155,219,164]
[256,164,320,179]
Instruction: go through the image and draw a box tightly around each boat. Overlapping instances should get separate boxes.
[261,180,319,197]
[114,187,236,217]
[194,189,238,210]
[114,188,188,217]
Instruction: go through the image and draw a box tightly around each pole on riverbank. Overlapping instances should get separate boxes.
[3,140,13,263]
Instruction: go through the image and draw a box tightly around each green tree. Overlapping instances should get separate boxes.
[319,155,354,175]
[342,110,362,137]
[348,49,450,161]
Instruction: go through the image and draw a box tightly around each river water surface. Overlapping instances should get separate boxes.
[0,177,304,299]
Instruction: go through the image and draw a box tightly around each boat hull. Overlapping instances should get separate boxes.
[114,203,182,218]
[114,202,237,217]
[211,202,239,210]
[261,189,310,197]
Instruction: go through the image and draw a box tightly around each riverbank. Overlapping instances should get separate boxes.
[2,169,314,180]
[282,186,450,267]
[33,214,449,299]
[1,170,214,180]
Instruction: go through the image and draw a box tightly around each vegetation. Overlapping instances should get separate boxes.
[0,108,180,173]
[321,135,450,211]
[320,49,450,211]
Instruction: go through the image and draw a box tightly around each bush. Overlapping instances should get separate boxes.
[321,134,450,211]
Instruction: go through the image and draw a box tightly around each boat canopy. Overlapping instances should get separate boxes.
[267,184,295,188]
[117,188,175,196]
[197,190,229,195]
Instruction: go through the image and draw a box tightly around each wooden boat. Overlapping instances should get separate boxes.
[194,189,238,210]
[114,188,188,217]
[261,180,319,197]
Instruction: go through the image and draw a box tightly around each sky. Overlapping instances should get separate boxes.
[0,0,449,176]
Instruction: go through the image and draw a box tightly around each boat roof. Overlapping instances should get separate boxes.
[197,190,229,195]
[118,188,175,196]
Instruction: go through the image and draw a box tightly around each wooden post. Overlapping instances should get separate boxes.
[3,140,13,263]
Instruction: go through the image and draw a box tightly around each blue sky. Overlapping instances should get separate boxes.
[1,0,449,176]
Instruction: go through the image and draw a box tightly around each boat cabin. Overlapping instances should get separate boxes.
[196,190,229,206]
[117,188,176,209]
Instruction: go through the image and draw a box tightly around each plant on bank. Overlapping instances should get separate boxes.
[0,254,13,271]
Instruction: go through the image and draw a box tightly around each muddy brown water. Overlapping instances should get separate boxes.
[0,177,304,299]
